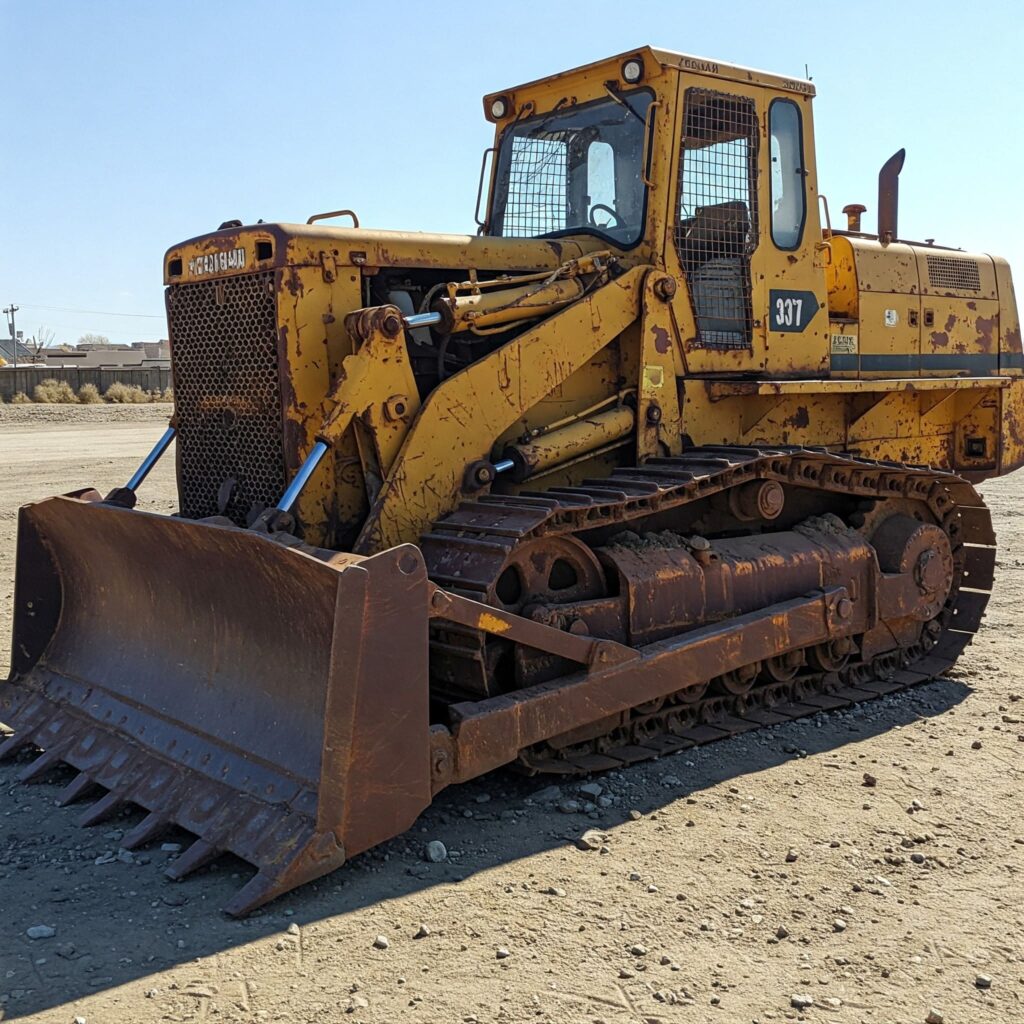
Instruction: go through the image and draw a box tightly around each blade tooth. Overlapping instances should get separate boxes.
[56,771,99,807]
[164,839,220,881]
[222,869,283,918]
[0,733,33,761]
[120,811,168,851]
[77,790,125,828]
[17,746,66,783]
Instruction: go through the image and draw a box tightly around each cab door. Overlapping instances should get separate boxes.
[666,79,827,378]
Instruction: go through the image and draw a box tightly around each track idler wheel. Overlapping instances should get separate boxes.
[760,649,805,683]
[714,661,761,695]
[806,637,854,672]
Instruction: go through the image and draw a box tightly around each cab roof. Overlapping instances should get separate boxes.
[483,45,816,107]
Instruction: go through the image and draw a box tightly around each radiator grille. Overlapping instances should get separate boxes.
[927,255,981,292]
[167,271,286,525]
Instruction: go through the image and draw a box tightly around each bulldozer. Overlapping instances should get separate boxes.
[3,47,1023,916]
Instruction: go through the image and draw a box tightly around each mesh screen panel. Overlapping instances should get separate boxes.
[499,136,568,237]
[167,271,287,525]
[675,89,759,350]
[926,255,981,292]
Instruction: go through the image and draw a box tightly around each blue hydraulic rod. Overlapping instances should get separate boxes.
[276,440,329,513]
[125,426,177,492]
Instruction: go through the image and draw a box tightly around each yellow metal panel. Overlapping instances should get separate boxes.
[356,267,649,552]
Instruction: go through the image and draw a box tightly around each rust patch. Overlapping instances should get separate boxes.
[975,316,997,352]
[651,325,672,355]
[929,331,950,349]
[945,314,957,332]
[967,301,977,311]
[284,266,305,298]
[785,406,810,429]
[1005,323,1022,354]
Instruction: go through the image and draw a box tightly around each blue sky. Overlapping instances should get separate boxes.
[1,0,1021,344]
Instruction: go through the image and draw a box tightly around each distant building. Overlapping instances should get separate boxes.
[40,339,170,369]
[0,337,32,363]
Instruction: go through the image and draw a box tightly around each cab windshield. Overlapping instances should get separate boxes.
[490,89,653,247]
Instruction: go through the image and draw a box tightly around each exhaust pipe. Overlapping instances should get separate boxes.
[877,149,905,244]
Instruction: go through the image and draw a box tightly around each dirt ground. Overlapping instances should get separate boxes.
[1,405,1022,1024]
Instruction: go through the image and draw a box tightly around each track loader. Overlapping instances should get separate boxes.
[3,47,1023,915]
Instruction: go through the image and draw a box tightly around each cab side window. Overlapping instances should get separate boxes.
[769,99,806,249]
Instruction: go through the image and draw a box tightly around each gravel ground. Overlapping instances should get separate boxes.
[1,406,1022,1024]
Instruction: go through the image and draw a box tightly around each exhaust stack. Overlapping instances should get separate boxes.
[878,149,905,243]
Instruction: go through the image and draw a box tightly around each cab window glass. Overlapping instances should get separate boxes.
[769,100,805,249]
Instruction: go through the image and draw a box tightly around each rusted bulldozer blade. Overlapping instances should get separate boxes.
[0,495,432,915]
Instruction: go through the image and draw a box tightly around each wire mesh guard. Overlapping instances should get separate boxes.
[926,255,981,292]
[500,136,569,237]
[675,89,759,350]
[167,271,287,525]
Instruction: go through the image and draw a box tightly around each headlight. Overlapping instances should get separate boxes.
[621,58,644,84]
[489,96,509,119]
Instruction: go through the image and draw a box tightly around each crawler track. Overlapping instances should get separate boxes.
[423,446,995,773]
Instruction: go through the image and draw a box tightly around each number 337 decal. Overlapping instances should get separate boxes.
[769,289,820,333]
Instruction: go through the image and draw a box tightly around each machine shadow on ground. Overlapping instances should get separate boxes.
[0,677,970,1020]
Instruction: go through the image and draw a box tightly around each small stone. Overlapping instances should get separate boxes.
[776,924,790,939]
[619,968,635,979]
[791,994,814,1009]
[975,974,992,989]
[823,997,843,1009]
[533,785,562,803]
[496,947,511,959]
[579,782,603,799]
[424,840,447,863]
[558,799,582,814]
[287,923,300,935]
[545,886,566,897]
[73,1017,87,1024]
[346,994,369,1013]
[575,829,608,851]
[862,773,877,787]
[646,884,659,893]
[629,944,647,956]
[373,934,390,950]
[911,853,926,864]
[414,923,431,939]
[474,793,491,804]
[161,892,188,907]
[628,809,643,820]
[116,848,135,865]
[833,918,847,932]
[925,1011,944,1024]
[160,843,182,853]
[971,740,983,750]
[26,925,56,940]
[628,871,642,881]
[785,848,799,863]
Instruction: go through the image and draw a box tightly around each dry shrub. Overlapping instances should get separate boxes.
[10,391,32,404]
[161,386,174,402]
[78,383,103,404]
[105,381,150,404]
[33,378,80,404]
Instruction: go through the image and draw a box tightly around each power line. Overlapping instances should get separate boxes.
[17,302,163,319]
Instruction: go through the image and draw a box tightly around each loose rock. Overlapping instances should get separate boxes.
[372,934,389,950]
[496,947,511,959]
[414,923,431,939]
[424,840,447,863]
[925,1011,944,1024]
[26,925,56,940]
[975,974,992,989]
[791,994,814,1009]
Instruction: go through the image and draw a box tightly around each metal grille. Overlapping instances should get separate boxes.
[675,89,759,350]
[927,255,981,292]
[499,136,568,237]
[167,271,287,525]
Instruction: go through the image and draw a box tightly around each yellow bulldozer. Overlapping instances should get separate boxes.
[3,47,1023,915]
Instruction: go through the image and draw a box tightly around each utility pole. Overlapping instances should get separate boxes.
[3,304,18,369]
